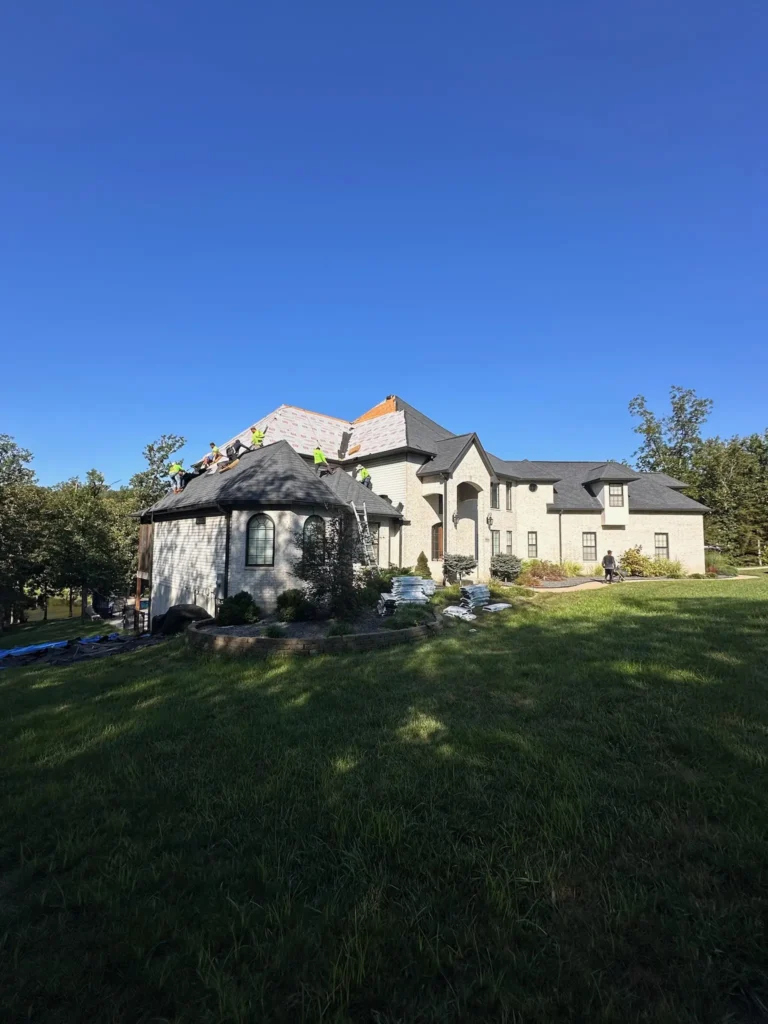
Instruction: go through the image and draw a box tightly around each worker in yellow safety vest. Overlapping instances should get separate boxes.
[356,464,372,489]
[202,442,221,467]
[313,443,330,476]
[169,461,185,493]
[250,425,267,448]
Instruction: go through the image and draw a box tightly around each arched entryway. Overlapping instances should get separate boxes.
[454,481,481,565]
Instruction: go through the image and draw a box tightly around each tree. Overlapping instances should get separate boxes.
[129,434,186,508]
[48,472,134,618]
[628,386,713,479]
[443,554,478,585]
[414,552,432,579]
[0,434,35,487]
[292,513,360,618]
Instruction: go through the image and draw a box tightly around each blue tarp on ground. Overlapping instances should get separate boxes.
[0,632,121,660]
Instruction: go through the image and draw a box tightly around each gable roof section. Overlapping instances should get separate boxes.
[346,410,407,459]
[217,405,350,462]
[415,433,499,480]
[627,476,710,512]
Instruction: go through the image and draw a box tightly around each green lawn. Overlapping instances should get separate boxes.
[2,580,767,1023]
[0,616,108,650]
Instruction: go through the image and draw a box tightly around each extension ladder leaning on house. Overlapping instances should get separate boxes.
[350,501,379,573]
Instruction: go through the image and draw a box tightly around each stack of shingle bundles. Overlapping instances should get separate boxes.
[419,579,437,597]
[460,584,490,611]
[392,577,430,605]
[377,594,398,617]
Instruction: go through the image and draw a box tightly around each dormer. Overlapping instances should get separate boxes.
[582,463,640,526]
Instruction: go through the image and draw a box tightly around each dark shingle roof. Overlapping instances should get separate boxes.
[580,462,640,484]
[393,396,454,453]
[415,434,475,476]
[532,461,709,512]
[488,455,562,482]
[322,470,402,518]
[142,441,403,520]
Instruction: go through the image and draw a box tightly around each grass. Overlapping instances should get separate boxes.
[0,616,107,650]
[1,579,768,1022]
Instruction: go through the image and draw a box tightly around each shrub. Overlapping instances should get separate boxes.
[292,512,360,618]
[443,554,478,584]
[490,553,522,582]
[327,621,354,637]
[619,547,654,578]
[559,560,585,578]
[381,605,432,630]
[276,588,317,622]
[516,570,541,588]
[264,624,285,638]
[688,573,706,579]
[705,551,739,576]
[217,591,261,626]
[414,552,432,579]
[652,558,684,578]
[521,559,566,581]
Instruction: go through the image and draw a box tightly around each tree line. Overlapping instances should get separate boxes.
[1,386,765,627]
[629,386,768,561]
[0,433,183,627]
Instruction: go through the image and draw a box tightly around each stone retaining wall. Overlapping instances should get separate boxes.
[186,617,441,657]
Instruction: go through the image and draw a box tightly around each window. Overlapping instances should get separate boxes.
[491,530,501,555]
[195,515,206,525]
[582,532,597,561]
[527,531,538,558]
[246,514,274,567]
[609,484,624,507]
[437,494,444,515]
[654,533,669,559]
[490,483,500,509]
[506,531,513,555]
[302,515,325,563]
[506,483,512,511]
[529,483,538,493]
[431,522,444,561]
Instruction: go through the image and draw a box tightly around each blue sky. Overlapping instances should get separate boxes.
[2,1,766,485]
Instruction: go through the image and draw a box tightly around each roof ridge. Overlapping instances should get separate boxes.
[282,403,351,423]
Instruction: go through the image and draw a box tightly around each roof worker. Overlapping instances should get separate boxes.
[250,424,267,449]
[356,463,372,489]
[169,460,185,493]
[202,442,221,468]
[313,442,330,476]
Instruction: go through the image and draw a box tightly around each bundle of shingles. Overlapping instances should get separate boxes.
[377,577,433,616]
[460,584,491,610]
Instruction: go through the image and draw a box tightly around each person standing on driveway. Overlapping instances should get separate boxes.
[602,550,617,583]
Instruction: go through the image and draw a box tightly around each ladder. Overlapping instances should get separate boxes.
[350,501,379,571]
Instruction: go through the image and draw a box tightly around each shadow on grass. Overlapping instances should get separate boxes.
[1,582,767,1023]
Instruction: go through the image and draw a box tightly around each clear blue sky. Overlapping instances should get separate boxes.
[2,1,766,485]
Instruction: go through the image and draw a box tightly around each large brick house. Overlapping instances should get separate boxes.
[141,395,708,618]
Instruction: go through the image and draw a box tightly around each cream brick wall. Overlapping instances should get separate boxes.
[151,515,227,619]
[403,455,443,574]
[558,511,705,573]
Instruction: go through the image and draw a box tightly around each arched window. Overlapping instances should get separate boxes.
[431,523,443,561]
[303,515,325,563]
[246,514,274,567]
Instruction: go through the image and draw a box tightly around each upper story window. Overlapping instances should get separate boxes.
[608,484,624,507]
[246,514,274,567]
[506,483,512,510]
[529,483,538,493]
[437,494,444,516]
[303,515,325,564]
[490,483,500,509]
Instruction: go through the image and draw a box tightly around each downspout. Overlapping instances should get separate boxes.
[443,474,449,559]
[146,509,154,633]
[217,504,231,601]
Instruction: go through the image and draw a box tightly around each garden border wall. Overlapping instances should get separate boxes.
[187,617,442,657]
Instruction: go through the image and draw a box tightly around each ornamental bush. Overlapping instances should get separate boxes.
[619,547,654,578]
[414,552,433,579]
[443,554,478,584]
[276,588,317,622]
[490,553,522,582]
[217,591,261,626]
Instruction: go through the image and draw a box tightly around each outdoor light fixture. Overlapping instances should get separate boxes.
[452,510,459,526]
[486,513,494,527]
